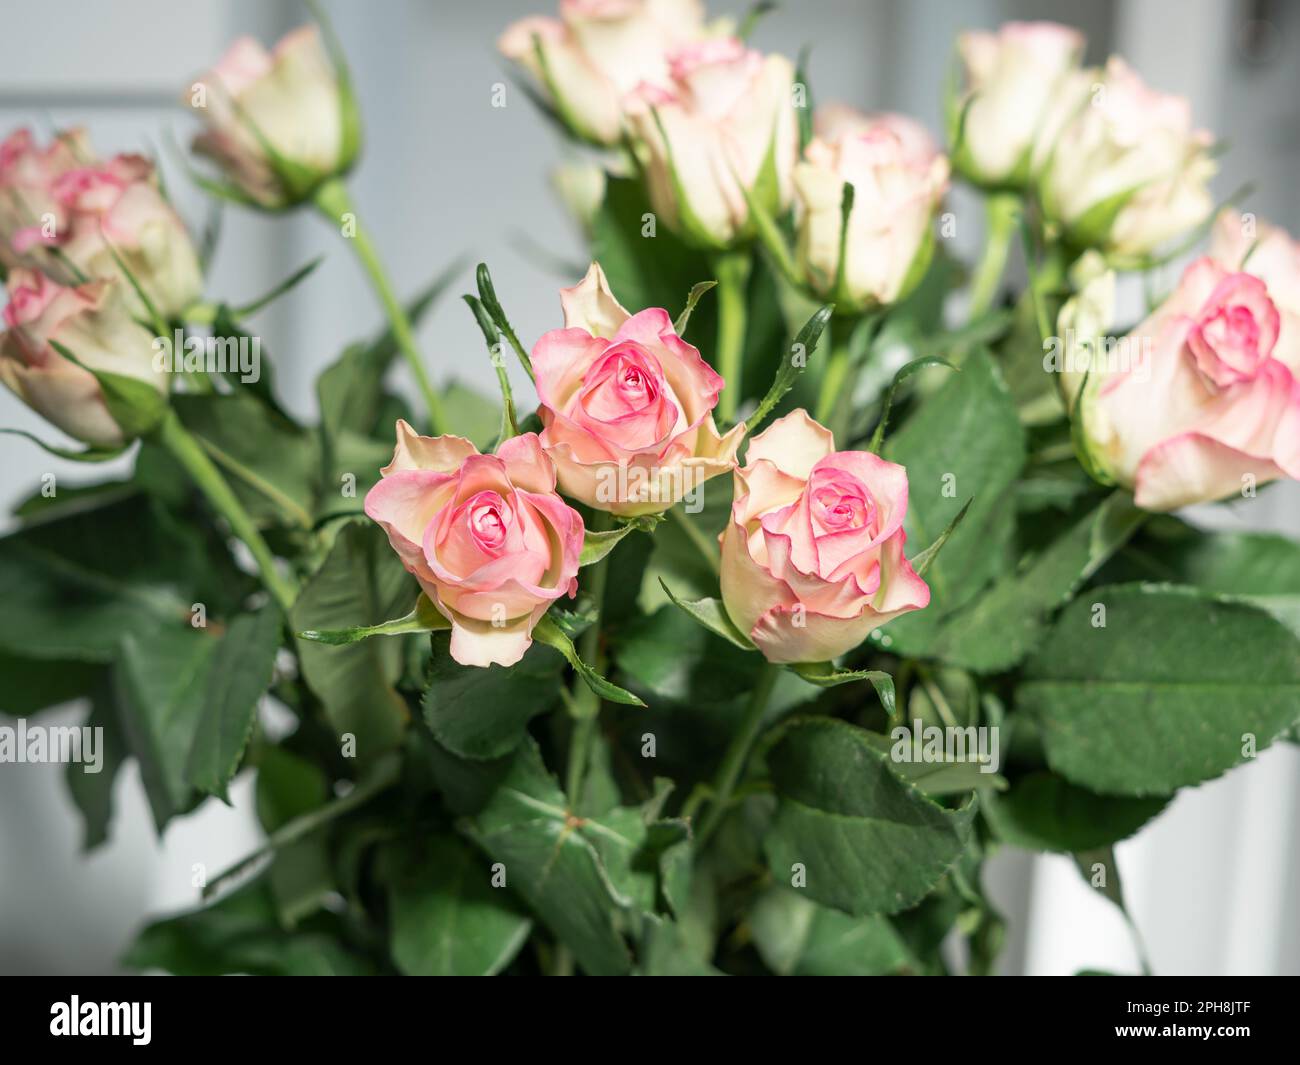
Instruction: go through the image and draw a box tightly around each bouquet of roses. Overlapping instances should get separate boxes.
[2,3,1297,976]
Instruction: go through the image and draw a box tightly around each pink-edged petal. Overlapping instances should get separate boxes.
[382,419,478,474]
[560,262,630,338]
[744,408,836,479]
[496,432,559,494]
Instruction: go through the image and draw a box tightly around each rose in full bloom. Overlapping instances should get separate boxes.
[1059,250,1300,511]
[499,0,708,146]
[950,21,1085,188]
[793,106,949,311]
[534,263,744,515]
[188,25,358,208]
[719,409,930,663]
[364,421,584,668]
[1033,57,1216,259]
[0,131,200,318]
[0,269,166,447]
[624,37,798,249]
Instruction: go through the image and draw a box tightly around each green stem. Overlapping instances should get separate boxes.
[712,250,751,423]
[814,316,855,438]
[313,178,448,435]
[565,509,613,806]
[667,503,719,573]
[156,410,298,614]
[696,660,780,846]
[967,191,1020,320]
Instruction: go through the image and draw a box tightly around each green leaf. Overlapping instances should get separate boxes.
[746,304,834,434]
[185,605,282,800]
[291,522,413,761]
[123,878,372,975]
[462,293,520,441]
[299,593,447,644]
[461,737,634,975]
[750,885,916,975]
[658,579,756,650]
[763,718,976,915]
[867,355,958,453]
[907,497,971,580]
[0,427,128,463]
[0,493,242,663]
[423,631,567,760]
[673,279,717,336]
[882,348,1026,652]
[1018,585,1300,794]
[475,262,533,380]
[579,521,643,567]
[232,256,323,317]
[533,614,646,706]
[930,490,1144,672]
[787,662,895,716]
[0,652,102,716]
[982,771,1170,853]
[380,835,532,976]
[66,676,128,850]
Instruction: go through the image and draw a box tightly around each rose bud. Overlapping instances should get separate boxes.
[187,25,359,208]
[1033,57,1216,260]
[0,128,87,274]
[364,422,584,668]
[624,37,798,249]
[1060,254,1300,511]
[949,21,1085,188]
[793,107,949,312]
[534,263,744,515]
[499,0,708,146]
[39,156,201,320]
[720,409,930,663]
[0,269,167,447]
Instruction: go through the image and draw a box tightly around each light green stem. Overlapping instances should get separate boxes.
[712,250,751,423]
[313,178,448,435]
[967,191,1020,320]
[565,510,613,806]
[156,410,297,614]
[696,660,780,846]
[814,317,855,438]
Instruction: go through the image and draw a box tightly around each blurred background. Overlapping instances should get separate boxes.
[1,0,1298,975]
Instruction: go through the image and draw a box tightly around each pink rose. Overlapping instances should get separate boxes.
[364,421,584,668]
[534,263,744,515]
[720,410,930,663]
[1067,256,1300,510]
[0,130,201,318]
[188,26,356,207]
[1212,209,1300,367]
[794,106,949,310]
[624,36,797,248]
[499,0,708,145]
[0,269,165,446]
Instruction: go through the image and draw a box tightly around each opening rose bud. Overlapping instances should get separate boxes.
[364,420,585,668]
[0,130,200,319]
[0,269,167,447]
[623,36,798,249]
[187,25,359,208]
[534,263,744,515]
[499,0,710,146]
[950,21,1085,188]
[794,107,950,311]
[1032,57,1216,259]
[720,409,930,663]
[1062,247,1300,511]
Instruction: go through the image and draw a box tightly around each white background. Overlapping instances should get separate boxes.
[0,0,1297,975]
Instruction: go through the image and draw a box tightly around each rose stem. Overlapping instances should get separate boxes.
[695,659,780,846]
[966,190,1020,320]
[565,509,613,807]
[712,249,752,423]
[814,314,856,439]
[312,177,449,435]
[156,409,298,613]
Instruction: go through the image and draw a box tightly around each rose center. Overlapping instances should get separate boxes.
[467,492,510,552]
[811,482,872,532]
